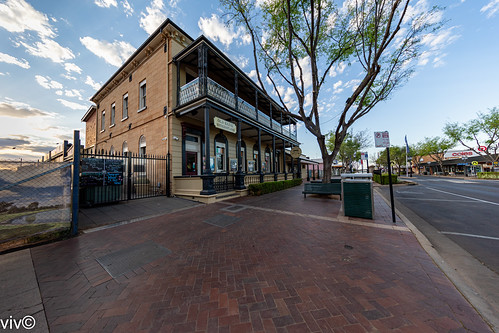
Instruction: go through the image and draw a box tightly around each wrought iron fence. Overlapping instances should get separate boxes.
[80,151,169,207]
[214,173,235,193]
[0,160,72,248]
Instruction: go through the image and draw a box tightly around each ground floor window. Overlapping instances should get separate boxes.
[185,134,200,175]
[216,142,226,173]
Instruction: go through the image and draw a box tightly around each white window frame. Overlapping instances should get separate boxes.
[101,110,105,132]
[122,93,128,120]
[215,142,226,173]
[122,141,128,155]
[139,80,146,111]
[110,103,115,127]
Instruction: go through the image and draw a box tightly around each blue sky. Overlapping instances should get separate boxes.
[0,0,498,161]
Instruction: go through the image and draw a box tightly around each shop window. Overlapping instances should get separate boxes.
[215,133,228,173]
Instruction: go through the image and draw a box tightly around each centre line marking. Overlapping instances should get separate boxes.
[425,186,499,206]
[440,231,499,241]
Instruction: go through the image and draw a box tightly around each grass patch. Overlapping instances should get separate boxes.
[0,223,69,242]
[0,208,55,224]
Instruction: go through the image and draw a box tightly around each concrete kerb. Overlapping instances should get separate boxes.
[374,186,498,332]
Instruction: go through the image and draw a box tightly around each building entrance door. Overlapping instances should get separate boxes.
[185,134,201,175]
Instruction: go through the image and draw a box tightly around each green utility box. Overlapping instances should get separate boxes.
[342,180,374,219]
[80,185,122,207]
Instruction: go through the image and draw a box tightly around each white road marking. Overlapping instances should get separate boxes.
[426,186,499,206]
[398,198,475,202]
[440,231,499,241]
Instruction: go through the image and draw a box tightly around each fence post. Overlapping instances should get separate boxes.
[71,130,80,236]
[166,153,171,197]
[127,154,132,200]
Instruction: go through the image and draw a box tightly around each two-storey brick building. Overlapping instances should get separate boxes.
[82,19,300,203]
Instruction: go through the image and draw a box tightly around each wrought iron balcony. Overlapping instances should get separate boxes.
[178,77,297,141]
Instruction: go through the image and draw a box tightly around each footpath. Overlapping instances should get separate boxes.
[0,184,494,332]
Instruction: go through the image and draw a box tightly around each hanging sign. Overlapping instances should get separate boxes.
[214,117,236,133]
[290,146,302,158]
[374,131,390,148]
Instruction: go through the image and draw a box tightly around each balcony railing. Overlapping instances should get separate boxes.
[178,77,297,141]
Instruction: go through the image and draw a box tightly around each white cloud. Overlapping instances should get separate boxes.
[198,14,249,48]
[85,76,102,91]
[231,54,249,69]
[140,0,167,35]
[35,75,63,90]
[64,63,82,74]
[481,0,499,18]
[20,37,75,63]
[329,61,347,78]
[294,56,313,89]
[62,74,76,81]
[345,79,361,91]
[333,80,344,94]
[0,100,52,118]
[0,51,30,69]
[57,99,87,110]
[122,0,134,17]
[94,0,117,8]
[64,89,83,100]
[80,36,136,67]
[0,0,55,38]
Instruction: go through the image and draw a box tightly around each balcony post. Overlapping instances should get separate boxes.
[201,105,216,195]
[255,90,258,121]
[198,44,208,97]
[235,118,246,190]
[270,103,273,129]
[234,71,239,112]
[283,139,287,180]
[176,60,180,107]
[258,128,263,183]
[290,143,295,179]
[272,135,277,181]
[280,110,283,133]
[313,164,316,180]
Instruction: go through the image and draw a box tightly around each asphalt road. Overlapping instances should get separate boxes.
[380,175,499,274]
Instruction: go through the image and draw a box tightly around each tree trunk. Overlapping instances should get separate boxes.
[318,136,334,183]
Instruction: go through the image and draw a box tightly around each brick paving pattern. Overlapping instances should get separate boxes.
[30,185,492,332]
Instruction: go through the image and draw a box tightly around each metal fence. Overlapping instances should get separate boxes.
[0,160,72,248]
[79,151,169,207]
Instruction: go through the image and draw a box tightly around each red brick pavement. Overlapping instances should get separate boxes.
[30,185,492,332]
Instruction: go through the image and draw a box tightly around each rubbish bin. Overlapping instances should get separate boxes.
[341,178,374,219]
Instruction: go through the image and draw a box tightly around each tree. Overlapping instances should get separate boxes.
[375,146,404,174]
[326,129,371,172]
[409,143,425,174]
[420,136,454,173]
[444,107,499,166]
[221,0,442,182]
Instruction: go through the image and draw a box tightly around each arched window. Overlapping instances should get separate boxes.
[122,141,128,156]
[139,135,146,156]
[109,145,115,155]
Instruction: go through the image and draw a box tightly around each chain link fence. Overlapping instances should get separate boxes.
[0,160,72,250]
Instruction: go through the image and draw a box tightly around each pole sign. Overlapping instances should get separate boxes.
[374,131,390,148]
[360,152,368,160]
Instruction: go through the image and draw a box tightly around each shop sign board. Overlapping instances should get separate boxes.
[290,146,302,158]
[214,117,236,134]
[374,131,390,148]
[443,150,481,159]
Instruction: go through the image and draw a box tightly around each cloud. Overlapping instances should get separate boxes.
[0,51,30,69]
[80,36,135,67]
[231,54,249,69]
[329,62,347,78]
[94,0,117,8]
[140,0,167,35]
[64,63,82,74]
[198,14,249,48]
[35,75,63,90]
[20,37,75,63]
[85,76,101,91]
[481,0,499,18]
[122,0,134,17]
[57,99,88,110]
[0,101,51,118]
[63,89,83,100]
[0,137,30,148]
[0,0,55,38]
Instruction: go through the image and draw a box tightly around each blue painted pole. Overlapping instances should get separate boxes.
[71,130,80,236]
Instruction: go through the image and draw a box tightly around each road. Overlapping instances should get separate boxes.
[380,175,499,274]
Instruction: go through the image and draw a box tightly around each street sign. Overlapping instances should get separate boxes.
[472,161,479,166]
[374,131,390,148]
[360,152,368,160]
[478,146,487,152]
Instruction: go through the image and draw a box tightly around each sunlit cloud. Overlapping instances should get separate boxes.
[0,51,30,69]
[80,36,135,67]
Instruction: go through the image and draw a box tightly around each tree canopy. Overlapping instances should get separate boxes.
[419,136,454,172]
[326,129,370,172]
[221,0,443,181]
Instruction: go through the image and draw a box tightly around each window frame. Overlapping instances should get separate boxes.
[139,80,147,111]
[110,103,115,127]
[122,93,128,120]
[100,110,105,132]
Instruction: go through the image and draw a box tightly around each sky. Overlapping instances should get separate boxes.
[0,0,498,162]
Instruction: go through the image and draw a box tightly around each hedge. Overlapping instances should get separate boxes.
[248,178,303,196]
[373,173,398,185]
[477,172,499,179]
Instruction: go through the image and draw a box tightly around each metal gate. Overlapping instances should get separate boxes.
[79,151,170,207]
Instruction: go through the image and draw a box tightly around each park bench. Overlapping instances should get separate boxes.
[302,182,342,199]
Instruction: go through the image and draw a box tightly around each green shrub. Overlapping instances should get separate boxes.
[373,173,398,185]
[477,172,499,179]
[248,178,303,196]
